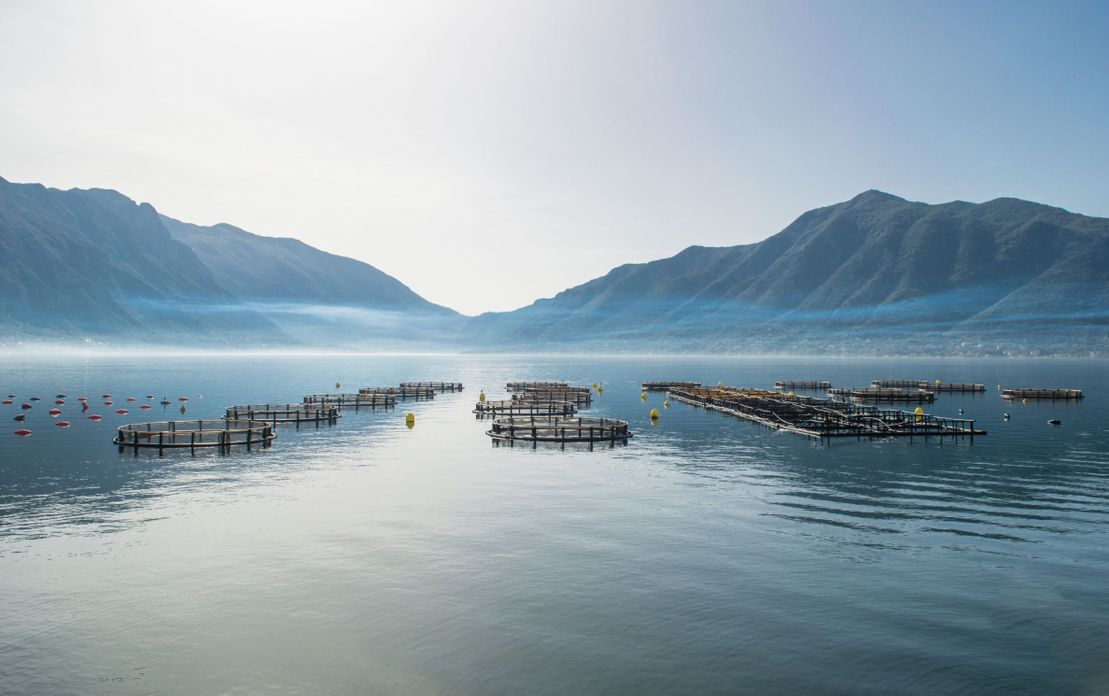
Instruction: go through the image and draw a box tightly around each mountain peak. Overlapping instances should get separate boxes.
[848,189,906,205]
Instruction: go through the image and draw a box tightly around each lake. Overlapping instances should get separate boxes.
[2,353,1107,695]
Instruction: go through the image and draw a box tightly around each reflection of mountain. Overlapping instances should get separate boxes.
[0,176,460,345]
[466,191,1109,354]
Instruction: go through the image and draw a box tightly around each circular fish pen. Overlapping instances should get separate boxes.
[473,399,577,418]
[359,386,436,401]
[225,403,340,426]
[486,416,632,449]
[506,381,568,392]
[512,388,593,407]
[303,393,396,410]
[400,381,464,393]
[115,419,275,453]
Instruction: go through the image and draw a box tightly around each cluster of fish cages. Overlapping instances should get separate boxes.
[505,381,568,392]
[642,381,701,391]
[359,386,435,400]
[115,419,275,452]
[400,381,464,393]
[303,393,396,409]
[667,387,984,440]
[473,399,578,418]
[871,380,985,392]
[511,387,593,406]
[1002,387,1084,400]
[486,415,633,448]
[774,380,832,390]
[225,403,341,425]
[828,387,936,403]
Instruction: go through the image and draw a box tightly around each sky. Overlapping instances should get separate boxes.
[1,0,1108,316]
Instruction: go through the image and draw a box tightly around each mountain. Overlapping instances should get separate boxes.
[465,191,1109,355]
[0,177,459,346]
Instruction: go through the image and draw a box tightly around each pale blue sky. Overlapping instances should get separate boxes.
[1,0,1107,314]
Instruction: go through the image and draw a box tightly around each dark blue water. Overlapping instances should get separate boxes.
[2,354,1107,695]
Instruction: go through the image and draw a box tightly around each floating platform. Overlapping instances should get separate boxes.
[669,387,983,440]
[774,380,832,390]
[225,403,340,424]
[1002,388,1084,400]
[115,419,275,451]
[512,387,593,406]
[829,387,936,403]
[473,399,577,417]
[400,381,463,392]
[642,381,702,391]
[486,416,632,448]
[303,393,396,409]
[359,386,435,400]
[506,381,568,392]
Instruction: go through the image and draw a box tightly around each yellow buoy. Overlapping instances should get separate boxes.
[597,385,603,395]
[650,408,659,419]
[935,379,941,386]
[641,391,648,401]
[663,400,670,409]
[180,404,187,414]
[593,381,598,389]
[914,406,924,422]
[718,380,724,388]
[479,391,486,402]
[405,412,415,428]
[336,381,341,389]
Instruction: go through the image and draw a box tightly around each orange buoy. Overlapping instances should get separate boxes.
[15,429,31,436]
[55,421,71,428]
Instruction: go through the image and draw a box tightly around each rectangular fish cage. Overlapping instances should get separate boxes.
[224,403,341,424]
[473,399,577,417]
[829,387,936,403]
[774,380,832,390]
[1002,388,1083,400]
[486,415,632,448]
[871,379,929,388]
[642,381,702,391]
[115,419,275,452]
[303,393,396,409]
[399,381,464,392]
[668,387,983,440]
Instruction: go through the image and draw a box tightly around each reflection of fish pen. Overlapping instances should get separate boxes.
[1002,388,1083,400]
[303,393,396,410]
[642,381,701,391]
[486,416,632,448]
[512,388,593,406]
[506,381,568,391]
[669,387,983,440]
[829,387,935,403]
[473,399,577,417]
[225,404,341,425]
[774,380,832,390]
[115,419,275,453]
[400,381,463,392]
[359,386,435,400]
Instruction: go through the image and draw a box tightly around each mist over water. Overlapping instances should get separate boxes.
[1,353,1108,695]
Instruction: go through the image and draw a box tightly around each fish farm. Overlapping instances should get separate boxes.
[667,386,983,440]
[506,381,569,391]
[303,393,396,409]
[774,380,832,390]
[486,415,633,448]
[1002,388,1084,400]
[828,387,936,403]
[115,419,276,452]
[473,399,578,417]
[642,381,702,391]
[511,387,593,406]
[359,386,436,400]
[225,403,341,425]
[871,380,986,392]
[399,381,464,392]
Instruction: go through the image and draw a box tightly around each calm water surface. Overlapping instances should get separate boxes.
[1,354,1107,695]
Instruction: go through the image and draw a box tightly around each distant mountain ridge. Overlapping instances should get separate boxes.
[465,190,1109,354]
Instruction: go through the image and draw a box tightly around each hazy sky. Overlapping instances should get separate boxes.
[2,1,1108,315]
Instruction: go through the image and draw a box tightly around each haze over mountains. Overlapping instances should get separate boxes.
[1,176,1106,355]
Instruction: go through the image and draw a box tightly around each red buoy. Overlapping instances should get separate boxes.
[55,399,65,405]
[14,414,25,422]
[88,414,102,421]
[1,400,11,405]
[21,403,32,410]
[104,401,114,406]
[55,421,71,428]
[49,408,61,416]
[140,404,152,410]
[15,429,32,436]
[179,397,189,402]
[102,394,111,398]
[78,396,88,402]
[115,408,128,414]
[126,397,136,402]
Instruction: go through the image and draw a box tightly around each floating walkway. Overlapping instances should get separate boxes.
[115,419,275,452]
[400,381,463,393]
[512,387,593,406]
[473,399,577,417]
[774,380,832,390]
[506,381,568,392]
[642,381,702,391]
[359,386,435,400]
[303,393,396,409]
[668,387,982,440]
[486,416,632,448]
[829,387,936,403]
[1002,388,1084,400]
[225,403,340,425]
